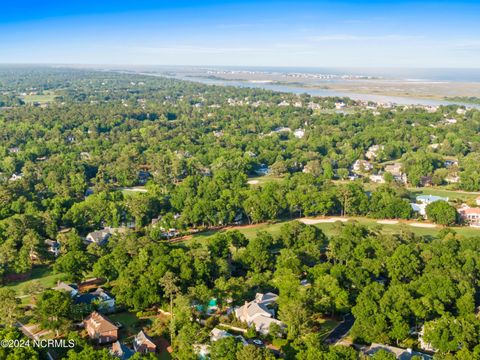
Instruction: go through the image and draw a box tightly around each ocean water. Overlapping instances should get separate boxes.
[201,66,480,83]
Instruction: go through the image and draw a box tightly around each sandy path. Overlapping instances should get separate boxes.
[300,217,349,225]
[377,220,399,224]
[409,222,437,228]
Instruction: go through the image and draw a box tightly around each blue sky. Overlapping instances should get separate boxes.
[1,0,479,67]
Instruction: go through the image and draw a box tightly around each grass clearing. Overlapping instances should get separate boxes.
[408,187,480,202]
[22,91,56,104]
[4,265,64,296]
[247,175,284,186]
[179,216,480,248]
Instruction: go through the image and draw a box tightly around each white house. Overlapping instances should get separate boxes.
[365,145,384,160]
[210,328,232,342]
[352,160,373,173]
[293,129,305,139]
[416,195,448,205]
[369,174,385,184]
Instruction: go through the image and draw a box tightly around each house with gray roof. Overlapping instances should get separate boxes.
[110,341,134,360]
[234,292,284,335]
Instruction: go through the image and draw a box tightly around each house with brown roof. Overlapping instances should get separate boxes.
[84,311,118,344]
[133,330,156,353]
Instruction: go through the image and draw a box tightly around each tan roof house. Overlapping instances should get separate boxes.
[84,311,118,344]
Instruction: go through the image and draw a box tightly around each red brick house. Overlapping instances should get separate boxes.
[84,311,119,344]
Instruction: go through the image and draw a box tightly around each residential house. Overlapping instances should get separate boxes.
[411,195,449,218]
[365,145,384,160]
[86,228,115,246]
[352,160,373,173]
[111,341,134,360]
[445,174,459,184]
[133,331,157,353]
[255,164,270,176]
[9,173,23,181]
[293,129,305,139]
[45,239,60,257]
[458,206,480,226]
[335,101,346,109]
[54,281,79,297]
[210,328,232,342]
[444,160,458,168]
[416,195,449,205]
[411,203,427,217]
[234,292,284,335]
[369,174,385,184]
[365,343,432,359]
[384,163,407,183]
[75,288,116,313]
[418,325,436,352]
[419,176,433,187]
[84,312,119,344]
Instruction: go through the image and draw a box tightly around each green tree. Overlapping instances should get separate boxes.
[425,201,458,226]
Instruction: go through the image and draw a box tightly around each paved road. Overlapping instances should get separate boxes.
[324,314,355,345]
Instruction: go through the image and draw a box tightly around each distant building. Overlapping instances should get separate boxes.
[45,239,60,257]
[411,203,427,217]
[416,195,448,205]
[9,173,23,182]
[458,206,480,226]
[411,195,449,218]
[365,145,384,160]
[85,228,121,246]
[293,129,305,139]
[84,312,119,344]
[369,174,385,183]
[365,343,432,359]
[352,160,373,173]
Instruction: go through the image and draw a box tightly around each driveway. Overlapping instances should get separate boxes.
[324,314,355,345]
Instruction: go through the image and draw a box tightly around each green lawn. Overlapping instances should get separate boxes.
[408,187,480,202]
[317,319,340,339]
[108,312,143,339]
[120,186,148,196]
[247,175,284,186]
[179,216,480,248]
[4,265,64,296]
[22,92,56,104]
